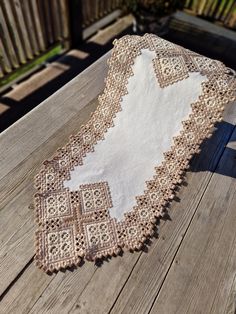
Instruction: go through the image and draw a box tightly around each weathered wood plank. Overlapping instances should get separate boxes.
[0,52,109,182]
[50,0,61,42]
[150,125,236,314]
[0,98,100,299]
[29,255,140,314]
[21,0,40,55]
[95,0,100,20]
[42,0,54,45]
[4,103,235,314]
[89,15,132,46]
[0,38,12,73]
[0,263,56,313]
[1,0,26,64]
[0,64,4,77]
[58,0,70,48]
[11,0,33,59]
[82,0,90,27]
[108,103,236,314]
[0,259,98,314]
[0,48,235,314]
[0,54,109,297]
[36,0,48,48]
[30,0,46,51]
[83,9,122,40]
[0,4,19,68]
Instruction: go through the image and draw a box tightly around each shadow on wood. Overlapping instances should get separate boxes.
[189,120,236,179]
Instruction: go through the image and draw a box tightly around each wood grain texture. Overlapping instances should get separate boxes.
[0,97,99,299]
[21,0,40,55]
[150,126,236,314]
[50,0,61,42]
[30,0,46,51]
[58,0,70,48]
[0,38,12,73]
[30,250,142,314]
[1,101,235,314]
[1,0,26,64]
[42,0,53,45]
[0,5,19,68]
[11,0,33,59]
[0,48,235,314]
[0,53,109,297]
[0,52,109,181]
[108,103,236,314]
[0,64,4,77]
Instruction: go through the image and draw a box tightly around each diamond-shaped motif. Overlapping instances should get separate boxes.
[153,55,189,87]
[192,56,223,74]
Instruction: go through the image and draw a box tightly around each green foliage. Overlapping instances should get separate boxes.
[0,45,62,89]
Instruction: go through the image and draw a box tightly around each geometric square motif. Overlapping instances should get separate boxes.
[80,182,112,213]
[44,191,71,218]
[85,220,115,249]
[47,228,74,262]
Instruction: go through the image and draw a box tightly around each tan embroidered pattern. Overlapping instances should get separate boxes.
[149,34,226,87]
[34,34,236,272]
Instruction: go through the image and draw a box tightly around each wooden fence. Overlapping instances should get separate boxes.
[184,0,236,28]
[0,0,71,88]
[82,0,123,28]
[0,0,235,90]
[0,0,123,91]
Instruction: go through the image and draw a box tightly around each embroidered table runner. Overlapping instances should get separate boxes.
[34,34,235,272]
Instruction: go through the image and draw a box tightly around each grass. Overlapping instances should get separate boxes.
[0,44,62,90]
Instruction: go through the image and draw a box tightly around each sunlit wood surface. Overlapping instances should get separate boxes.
[0,52,236,314]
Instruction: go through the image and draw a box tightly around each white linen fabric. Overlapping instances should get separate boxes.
[64,49,206,221]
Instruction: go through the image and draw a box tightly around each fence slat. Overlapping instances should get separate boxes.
[0,4,19,68]
[42,0,54,45]
[30,0,46,51]
[58,0,70,48]
[11,0,33,59]
[218,0,230,21]
[21,0,40,56]
[50,0,62,42]
[224,0,235,21]
[82,0,89,26]
[95,0,99,20]
[106,0,111,13]
[224,1,236,26]
[0,39,12,73]
[36,0,48,48]
[68,0,83,47]
[0,65,3,78]
[89,0,95,23]
[211,0,221,18]
[99,0,104,18]
[1,0,26,64]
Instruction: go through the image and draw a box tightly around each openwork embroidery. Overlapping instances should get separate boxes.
[34,34,236,272]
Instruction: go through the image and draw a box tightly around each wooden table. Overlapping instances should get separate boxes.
[0,52,236,314]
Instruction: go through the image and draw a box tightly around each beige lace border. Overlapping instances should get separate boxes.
[34,34,236,272]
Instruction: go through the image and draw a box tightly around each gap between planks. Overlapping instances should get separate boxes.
[0,103,235,314]
[149,124,236,314]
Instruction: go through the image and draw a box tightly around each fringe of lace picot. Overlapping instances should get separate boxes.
[34,34,236,272]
